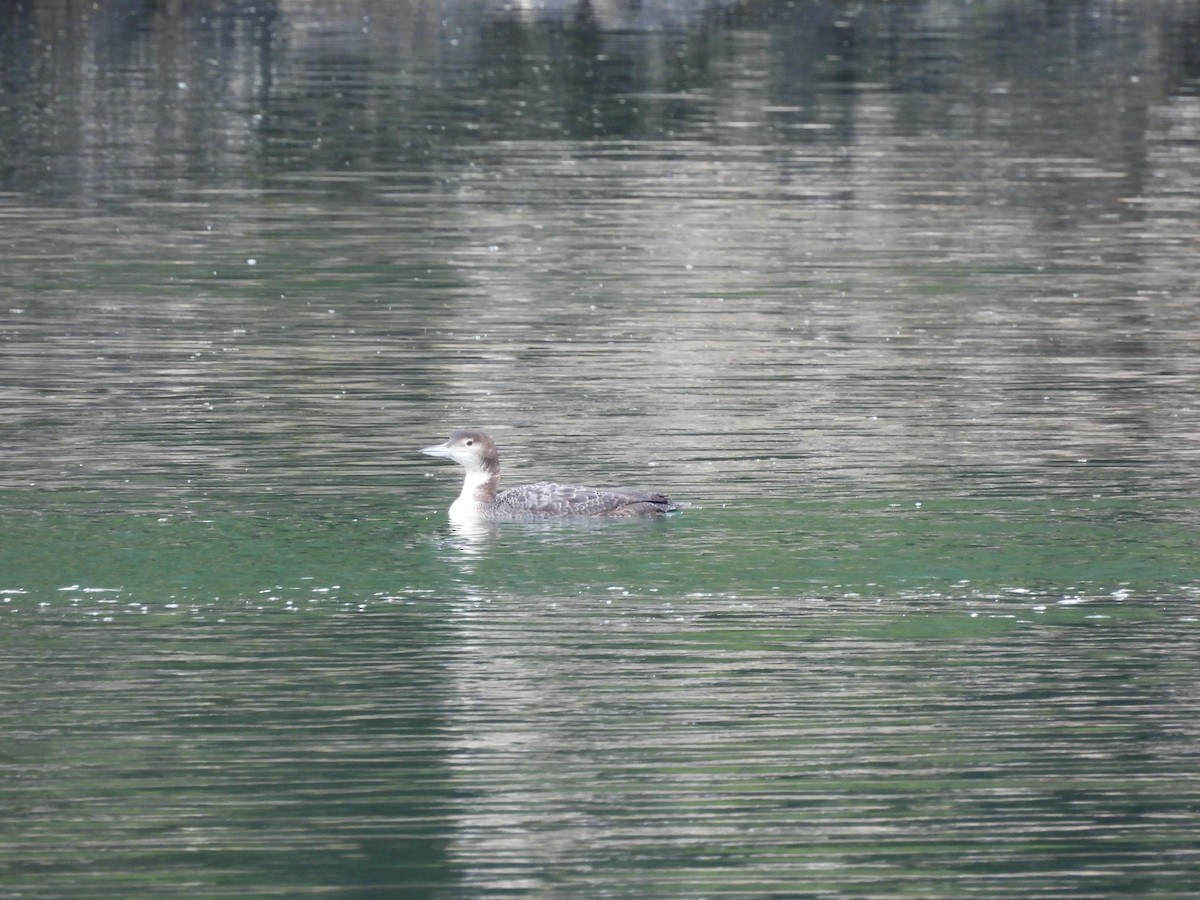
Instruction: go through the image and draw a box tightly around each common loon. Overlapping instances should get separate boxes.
[420,428,687,520]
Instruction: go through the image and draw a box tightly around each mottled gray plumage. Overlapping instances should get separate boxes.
[420,428,687,521]
[494,481,682,517]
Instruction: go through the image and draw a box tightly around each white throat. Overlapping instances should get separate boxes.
[449,468,496,520]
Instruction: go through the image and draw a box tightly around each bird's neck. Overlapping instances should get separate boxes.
[451,468,498,514]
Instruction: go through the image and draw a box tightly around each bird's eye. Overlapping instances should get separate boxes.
[465,440,473,446]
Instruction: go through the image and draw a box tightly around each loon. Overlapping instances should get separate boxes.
[420,428,687,520]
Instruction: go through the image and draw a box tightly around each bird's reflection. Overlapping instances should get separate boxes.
[446,517,498,550]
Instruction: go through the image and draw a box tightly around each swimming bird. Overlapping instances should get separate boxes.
[420,428,687,520]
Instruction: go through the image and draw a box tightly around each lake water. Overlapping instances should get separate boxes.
[3,0,1200,895]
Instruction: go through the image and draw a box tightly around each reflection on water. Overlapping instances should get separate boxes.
[2,585,1198,896]
[3,0,1200,896]
[3,0,1200,506]
[439,591,1200,896]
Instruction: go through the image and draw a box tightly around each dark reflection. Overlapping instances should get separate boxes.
[0,611,464,895]
[2,0,1198,204]
[0,0,279,201]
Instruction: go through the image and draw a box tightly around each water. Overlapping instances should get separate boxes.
[3,0,1200,895]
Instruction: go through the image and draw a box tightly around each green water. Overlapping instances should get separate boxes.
[3,486,1200,896]
[5,491,1195,608]
[3,500,1198,897]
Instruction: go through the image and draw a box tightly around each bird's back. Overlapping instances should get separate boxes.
[494,481,686,518]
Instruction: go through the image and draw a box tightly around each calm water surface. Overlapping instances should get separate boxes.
[3,0,1200,895]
